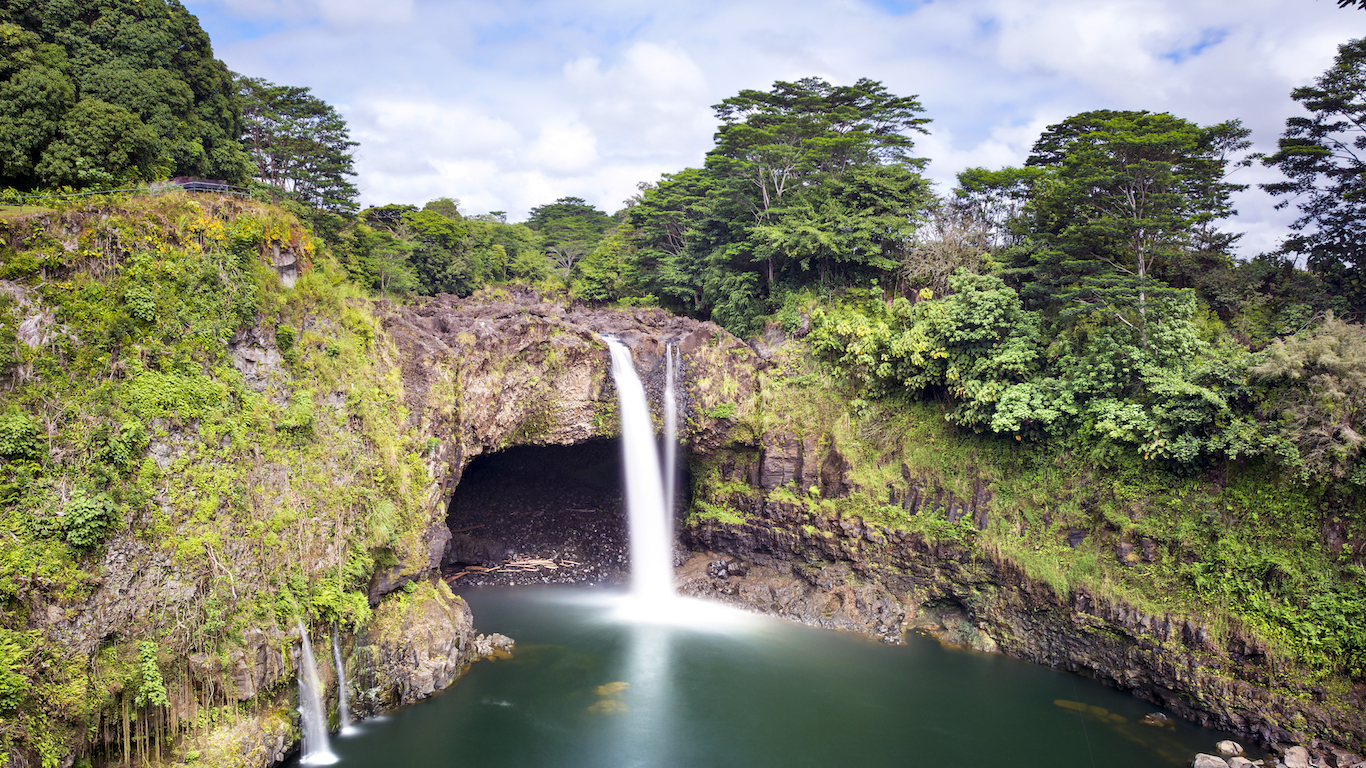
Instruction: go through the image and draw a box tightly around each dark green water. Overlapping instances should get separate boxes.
[291,586,1250,768]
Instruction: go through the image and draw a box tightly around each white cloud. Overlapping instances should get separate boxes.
[524,118,599,175]
[188,0,1357,250]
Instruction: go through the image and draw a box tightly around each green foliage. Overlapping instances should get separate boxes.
[236,74,358,213]
[703,402,738,420]
[121,372,226,420]
[275,323,296,352]
[0,0,251,190]
[527,196,614,271]
[63,488,117,549]
[623,76,933,335]
[1262,36,1366,317]
[134,641,168,708]
[810,274,1042,427]
[0,409,40,461]
[573,226,641,301]
[1252,315,1366,480]
[0,630,32,713]
[277,389,315,437]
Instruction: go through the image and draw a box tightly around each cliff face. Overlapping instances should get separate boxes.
[680,507,1364,753]
[665,343,1366,759]
[3,199,1359,768]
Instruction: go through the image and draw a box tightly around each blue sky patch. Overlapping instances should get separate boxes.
[185,3,290,45]
[866,0,931,16]
[1161,27,1230,64]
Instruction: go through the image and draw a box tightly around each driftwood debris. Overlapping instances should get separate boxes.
[445,556,582,582]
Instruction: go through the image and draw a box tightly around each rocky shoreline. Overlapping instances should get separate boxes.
[1191,739,1365,768]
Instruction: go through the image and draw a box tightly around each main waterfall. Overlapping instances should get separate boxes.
[603,337,675,603]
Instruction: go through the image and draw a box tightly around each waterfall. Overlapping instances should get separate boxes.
[663,344,677,516]
[331,624,354,735]
[296,619,338,765]
[603,337,674,602]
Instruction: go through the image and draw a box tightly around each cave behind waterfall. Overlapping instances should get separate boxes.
[442,439,628,586]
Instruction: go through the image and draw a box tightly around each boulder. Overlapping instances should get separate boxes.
[474,633,515,657]
[1218,741,1246,757]
[1284,746,1311,768]
[1229,758,1256,768]
[1195,754,1231,768]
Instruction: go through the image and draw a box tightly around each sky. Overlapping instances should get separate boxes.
[185,0,1366,256]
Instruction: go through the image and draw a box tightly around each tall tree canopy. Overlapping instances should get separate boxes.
[236,74,359,213]
[627,76,933,334]
[0,0,251,189]
[526,196,615,277]
[1263,36,1366,319]
[1018,110,1251,337]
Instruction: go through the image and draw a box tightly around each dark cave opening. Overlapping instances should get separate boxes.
[441,438,690,587]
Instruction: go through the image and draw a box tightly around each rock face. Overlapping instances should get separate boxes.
[679,499,1365,754]
[377,288,758,587]
[352,581,485,715]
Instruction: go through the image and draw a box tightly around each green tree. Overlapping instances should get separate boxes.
[1022,110,1251,345]
[627,169,718,313]
[236,74,358,213]
[951,166,1046,249]
[33,98,160,186]
[705,76,930,289]
[574,225,642,301]
[0,0,250,189]
[1263,37,1366,318]
[526,196,614,277]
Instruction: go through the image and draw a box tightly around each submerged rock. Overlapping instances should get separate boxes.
[1141,713,1173,727]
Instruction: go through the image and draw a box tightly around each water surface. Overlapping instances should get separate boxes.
[290,586,1248,768]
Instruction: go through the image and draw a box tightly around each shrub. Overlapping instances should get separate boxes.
[0,410,40,461]
[64,489,118,549]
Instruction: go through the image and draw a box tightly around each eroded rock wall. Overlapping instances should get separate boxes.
[679,474,1366,756]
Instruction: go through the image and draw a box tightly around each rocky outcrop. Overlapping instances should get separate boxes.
[374,287,759,589]
[351,580,487,715]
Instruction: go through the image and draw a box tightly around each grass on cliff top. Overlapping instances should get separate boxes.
[0,193,443,764]
[698,339,1366,685]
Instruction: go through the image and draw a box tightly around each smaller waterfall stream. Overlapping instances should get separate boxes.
[331,625,354,736]
[663,344,677,516]
[296,620,338,765]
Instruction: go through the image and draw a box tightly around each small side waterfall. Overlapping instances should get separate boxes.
[296,620,338,765]
[603,337,674,603]
[663,344,678,516]
[331,624,354,735]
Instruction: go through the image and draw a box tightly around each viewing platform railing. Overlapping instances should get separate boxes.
[0,181,257,212]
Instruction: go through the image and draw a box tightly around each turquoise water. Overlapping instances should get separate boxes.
[290,586,1249,768]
